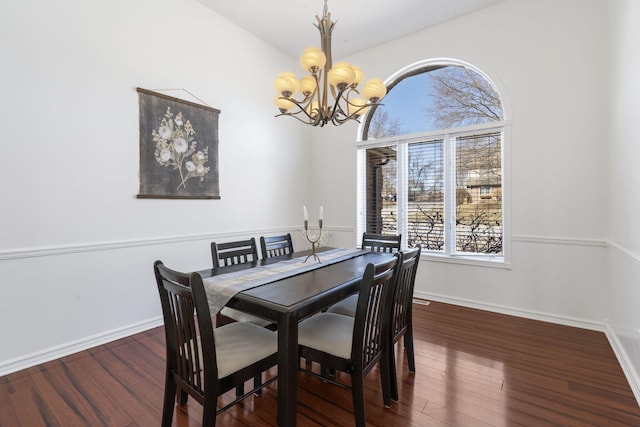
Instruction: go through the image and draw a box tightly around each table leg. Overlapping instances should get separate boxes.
[277,312,298,426]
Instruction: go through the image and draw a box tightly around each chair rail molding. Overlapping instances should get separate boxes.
[511,234,607,247]
[0,227,303,261]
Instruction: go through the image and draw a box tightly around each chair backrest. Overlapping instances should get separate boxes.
[153,261,217,401]
[361,232,402,253]
[390,246,421,342]
[260,233,294,259]
[352,254,400,375]
[154,260,191,286]
[211,238,259,268]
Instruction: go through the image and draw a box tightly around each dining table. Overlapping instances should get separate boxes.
[196,247,394,427]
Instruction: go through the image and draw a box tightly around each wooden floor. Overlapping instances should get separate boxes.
[1,301,639,426]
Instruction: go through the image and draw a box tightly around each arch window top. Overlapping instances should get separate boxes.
[363,63,504,140]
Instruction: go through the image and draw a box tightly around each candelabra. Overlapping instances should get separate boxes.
[303,205,323,263]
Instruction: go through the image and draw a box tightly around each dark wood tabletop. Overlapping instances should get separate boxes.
[233,251,391,319]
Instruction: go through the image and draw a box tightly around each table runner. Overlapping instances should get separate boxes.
[202,248,367,314]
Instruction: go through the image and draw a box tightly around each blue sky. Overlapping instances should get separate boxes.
[378,73,436,134]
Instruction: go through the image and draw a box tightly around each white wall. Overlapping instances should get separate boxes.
[0,0,311,373]
[608,0,640,395]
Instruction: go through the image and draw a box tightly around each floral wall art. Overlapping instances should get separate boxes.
[137,88,220,199]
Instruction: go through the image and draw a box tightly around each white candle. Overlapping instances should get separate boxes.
[319,205,323,221]
[303,205,308,221]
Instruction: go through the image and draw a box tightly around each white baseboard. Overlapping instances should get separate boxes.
[604,324,640,405]
[415,290,607,331]
[414,290,640,406]
[0,316,164,377]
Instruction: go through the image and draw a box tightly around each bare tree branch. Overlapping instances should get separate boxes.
[426,66,502,129]
[368,108,403,138]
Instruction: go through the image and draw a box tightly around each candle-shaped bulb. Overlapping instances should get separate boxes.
[319,205,323,221]
[303,205,308,221]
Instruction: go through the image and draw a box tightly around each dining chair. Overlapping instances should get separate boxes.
[297,255,400,426]
[386,245,421,402]
[259,233,294,259]
[361,232,402,253]
[211,238,259,268]
[211,238,273,328]
[325,247,421,401]
[153,261,278,427]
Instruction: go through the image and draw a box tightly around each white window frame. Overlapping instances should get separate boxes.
[357,121,511,268]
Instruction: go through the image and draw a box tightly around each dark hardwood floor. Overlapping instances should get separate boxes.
[1,301,639,426]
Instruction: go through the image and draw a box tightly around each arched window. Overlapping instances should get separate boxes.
[357,60,509,264]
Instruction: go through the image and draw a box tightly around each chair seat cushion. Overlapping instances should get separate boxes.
[326,294,358,317]
[220,307,273,328]
[213,322,277,378]
[298,313,354,359]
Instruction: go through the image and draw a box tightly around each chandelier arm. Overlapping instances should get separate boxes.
[275,111,323,126]
[332,114,361,126]
[337,98,385,125]
[276,96,311,115]
[329,86,350,119]
[275,99,322,126]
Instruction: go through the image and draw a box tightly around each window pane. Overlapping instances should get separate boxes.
[407,140,444,251]
[455,132,502,254]
[365,146,397,236]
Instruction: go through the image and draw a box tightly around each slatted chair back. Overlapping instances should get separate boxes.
[260,233,294,259]
[353,255,400,376]
[211,238,275,328]
[154,261,278,426]
[211,238,258,268]
[390,246,421,344]
[154,261,217,424]
[387,245,421,401]
[361,232,402,253]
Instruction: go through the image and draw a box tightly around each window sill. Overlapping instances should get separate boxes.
[420,252,511,269]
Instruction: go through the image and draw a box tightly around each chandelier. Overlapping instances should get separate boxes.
[273,0,387,127]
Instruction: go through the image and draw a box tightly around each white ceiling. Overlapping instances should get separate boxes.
[198,0,505,59]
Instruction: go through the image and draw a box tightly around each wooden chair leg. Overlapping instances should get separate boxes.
[380,348,393,407]
[404,327,416,373]
[202,401,217,427]
[177,388,188,405]
[389,341,400,402]
[321,364,336,377]
[161,375,177,427]
[236,383,244,397]
[351,373,367,427]
[254,374,262,396]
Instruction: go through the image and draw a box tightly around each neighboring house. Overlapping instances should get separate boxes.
[463,169,502,203]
